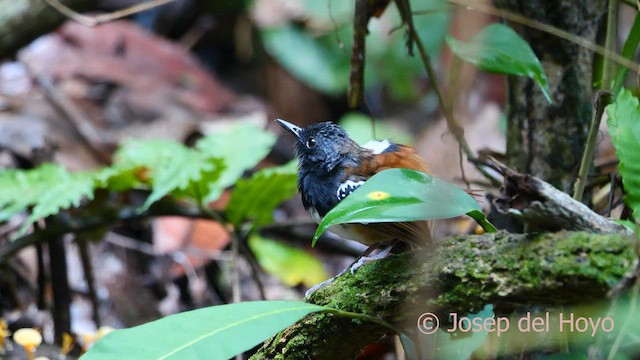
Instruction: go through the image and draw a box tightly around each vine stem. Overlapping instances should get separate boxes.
[325,309,405,336]
[394,0,500,187]
[573,0,618,202]
[573,92,611,201]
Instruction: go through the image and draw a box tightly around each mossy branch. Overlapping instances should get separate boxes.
[251,231,636,360]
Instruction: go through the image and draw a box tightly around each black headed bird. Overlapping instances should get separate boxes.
[276,119,433,254]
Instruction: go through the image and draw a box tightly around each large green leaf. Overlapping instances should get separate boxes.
[606,88,640,221]
[225,161,298,227]
[196,122,276,202]
[0,164,96,235]
[313,169,495,245]
[446,23,551,103]
[248,235,329,287]
[82,301,325,360]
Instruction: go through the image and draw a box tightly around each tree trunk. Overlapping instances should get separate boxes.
[0,0,97,57]
[493,0,607,192]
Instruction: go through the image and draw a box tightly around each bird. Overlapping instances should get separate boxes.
[275,119,433,257]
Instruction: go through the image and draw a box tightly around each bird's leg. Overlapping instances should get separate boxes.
[349,239,398,274]
[305,240,398,298]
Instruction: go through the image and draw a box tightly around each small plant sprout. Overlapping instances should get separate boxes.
[13,328,42,360]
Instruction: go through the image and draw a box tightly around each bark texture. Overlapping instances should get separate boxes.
[251,231,635,360]
[493,0,607,192]
[0,0,96,57]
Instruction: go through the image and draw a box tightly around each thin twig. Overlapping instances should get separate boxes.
[105,231,233,262]
[77,238,101,328]
[395,0,500,187]
[348,0,368,109]
[0,198,221,263]
[573,91,611,201]
[573,1,618,202]
[198,207,241,304]
[602,0,619,89]
[42,0,177,27]
[236,227,267,300]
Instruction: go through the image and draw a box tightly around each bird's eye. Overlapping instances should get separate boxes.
[306,138,316,148]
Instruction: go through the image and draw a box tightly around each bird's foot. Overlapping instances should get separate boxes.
[349,243,394,274]
[305,241,397,297]
[304,277,334,298]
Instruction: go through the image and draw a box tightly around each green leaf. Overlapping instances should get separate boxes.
[226,161,298,227]
[261,25,348,94]
[313,169,495,245]
[606,88,640,221]
[260,0,451,100]
[113,140,222,209]
[249,235,329,287]
[196,122,276,202]
[82,301,325,360]
[0,164,96,235]
[446,23,551,103]
[613,12,640,95]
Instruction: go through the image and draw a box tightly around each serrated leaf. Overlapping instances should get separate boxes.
[196,122,276,202]
[225,161,298,227]
[113,140,222,208]
[249,235,329,287]
[0,164,96,236]
[446,23,551,103]
[313,169,495,245]
[82,301,325,360]
[606,89,640,221]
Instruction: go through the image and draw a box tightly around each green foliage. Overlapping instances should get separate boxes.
[248,235,329,287]
[0,122,285,237]
[313,169,496,245]
[613,12,640,95]
[446,23,551,103]
[606,89,640,221]
[196,122,276,202]
[260,0,451,100]
[113,139,224,209]
[339,112,414,146]
[82,301,326,360]
[226,161,298,227]
[0,164,96,234]
[261,25,348,95]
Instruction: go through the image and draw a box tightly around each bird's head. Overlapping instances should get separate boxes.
[276,119,360,173]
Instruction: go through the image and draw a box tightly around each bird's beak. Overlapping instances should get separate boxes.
[275,119,302,140]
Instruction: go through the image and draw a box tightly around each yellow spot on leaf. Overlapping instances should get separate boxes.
[367,191,390,200]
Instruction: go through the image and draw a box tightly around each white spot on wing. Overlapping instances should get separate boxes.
[362,139,391,154]
[336,180,364,200]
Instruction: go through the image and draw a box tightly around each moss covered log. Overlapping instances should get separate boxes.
[251,231,636,359]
